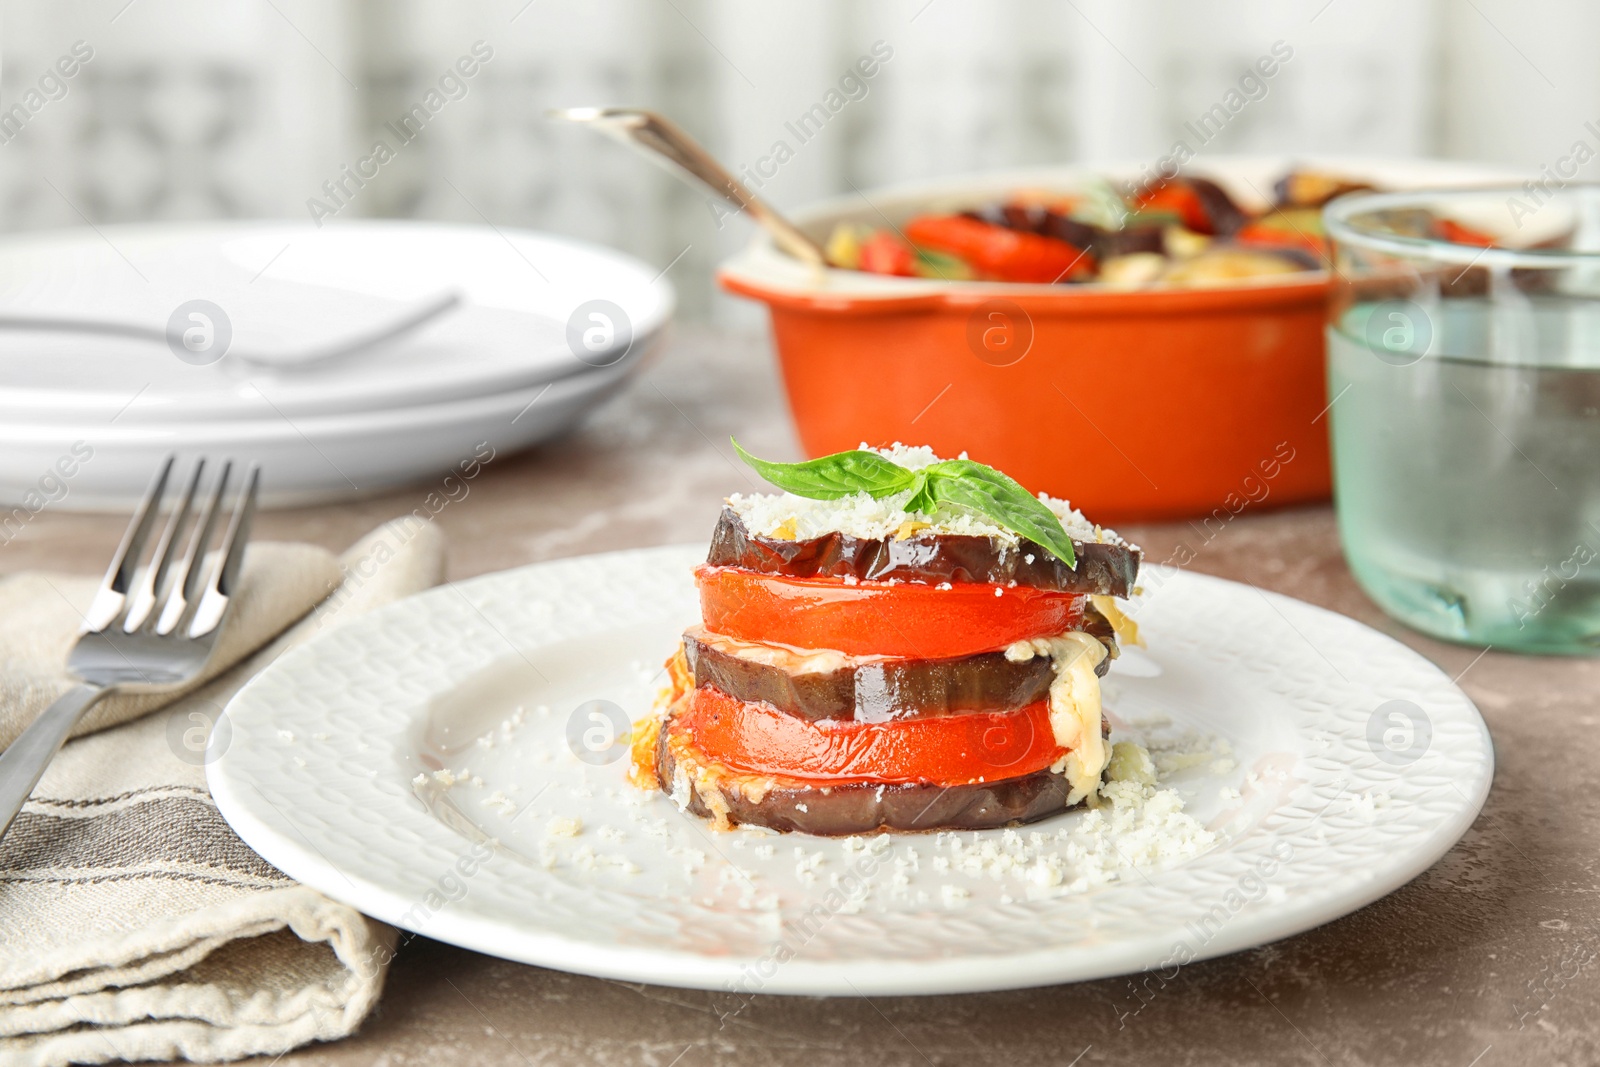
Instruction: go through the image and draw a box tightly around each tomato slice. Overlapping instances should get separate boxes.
[677,685,1063,785]
[695,566,1084,659]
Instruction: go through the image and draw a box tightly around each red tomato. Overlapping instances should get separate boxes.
[857,230,918,276]
[903,215,1094,283]
[676,686,1063,785]
[695,566,1084,658]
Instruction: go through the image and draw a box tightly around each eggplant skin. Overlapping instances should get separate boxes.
[686,605,1116,724]
[657,724,1083,835]
[688,637,1051,723]
[707,510,1139,596]
[1187,176,1249,236]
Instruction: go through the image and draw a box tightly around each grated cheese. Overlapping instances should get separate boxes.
[924,746,1215,897]
[1104,740,1158,787]
[480,791,517,816]
[546,816,582,838]
[1347,791,1390,823]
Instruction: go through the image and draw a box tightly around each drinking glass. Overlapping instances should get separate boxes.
[1324,186,1600,653]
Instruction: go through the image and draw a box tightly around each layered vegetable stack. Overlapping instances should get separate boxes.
[631,444,1142,836]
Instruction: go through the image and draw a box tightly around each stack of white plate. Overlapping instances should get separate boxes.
[0,221,674,509]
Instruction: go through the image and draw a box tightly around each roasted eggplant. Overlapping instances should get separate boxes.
[708,510,1139,597]
[657,723,1085,835]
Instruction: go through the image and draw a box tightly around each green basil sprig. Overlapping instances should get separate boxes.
[731,439,1078,568]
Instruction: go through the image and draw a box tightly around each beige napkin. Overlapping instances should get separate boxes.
[0,518,446,1066]
[0,545,341,751]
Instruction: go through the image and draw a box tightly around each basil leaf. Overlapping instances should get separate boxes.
[922,460,1078,568]
[732,438,918,500]
[731,442,1082,568]
[902,472,935,516]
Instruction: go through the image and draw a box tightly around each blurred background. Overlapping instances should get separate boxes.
[3,0,1598,323]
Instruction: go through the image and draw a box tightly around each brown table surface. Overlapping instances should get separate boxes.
[8,327,1596,1067]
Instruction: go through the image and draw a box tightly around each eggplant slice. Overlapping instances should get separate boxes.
[685,604,1117,723]
[657,724,1084,835]
[708,509,1139,596]
[1186,176,1249,236]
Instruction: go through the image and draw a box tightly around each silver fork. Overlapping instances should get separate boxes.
[0,455,259,843]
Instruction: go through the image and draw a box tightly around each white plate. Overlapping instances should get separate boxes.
[0,221,673,423]
[0,354,650,509]
[209,548,1493,996]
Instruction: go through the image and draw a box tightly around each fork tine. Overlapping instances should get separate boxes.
[83,455,174,633]
[155,460,231,637]
[186,463,260,638]
[122,458,205,633]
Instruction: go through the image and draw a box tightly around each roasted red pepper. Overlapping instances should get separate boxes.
[1234,208,1329,261]
[856,229,918,276]
[1129,182,1214,234]
[903,214,1094,283]
[1432,217,1497,248]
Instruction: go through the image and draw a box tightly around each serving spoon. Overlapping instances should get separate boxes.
[550,107,827,268]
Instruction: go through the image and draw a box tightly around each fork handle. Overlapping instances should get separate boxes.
[0,684,107,843]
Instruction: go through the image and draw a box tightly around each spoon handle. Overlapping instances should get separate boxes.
[553,108,826,268]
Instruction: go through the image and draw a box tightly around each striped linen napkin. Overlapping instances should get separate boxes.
[0,518,444,1066]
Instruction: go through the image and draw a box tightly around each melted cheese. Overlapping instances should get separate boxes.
[627,711,665,791]
[1090,594,1143,649]
[688,625,892,674]
[664,723,783,831]
[630,645,691,791]
[1005,631,1108,806]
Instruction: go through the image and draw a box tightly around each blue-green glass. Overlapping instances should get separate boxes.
[1325,187,1600,653]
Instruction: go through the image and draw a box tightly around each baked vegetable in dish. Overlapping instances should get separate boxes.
[631,443,1142,835]
[822,167,1502,288]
